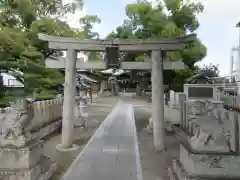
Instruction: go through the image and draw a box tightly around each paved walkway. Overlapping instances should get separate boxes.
[62,101,142,180]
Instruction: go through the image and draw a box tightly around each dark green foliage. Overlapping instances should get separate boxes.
[107,0,207,90]
[0,0,85,97]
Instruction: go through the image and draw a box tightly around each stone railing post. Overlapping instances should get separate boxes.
[43,101,48,124]
[55,99,58,118]
[179,93,187,129]
[54,99,59,120]
[35,101,41,123]
[229,111,239,154]
[74,95,83,127]
[79,90,88,126]
[46,100,51,123]
[184,101,189,131]
[169,90,175,109]
[49,100,53,122]
[39,101,44,123]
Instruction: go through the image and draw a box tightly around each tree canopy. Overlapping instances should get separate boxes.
[0,0,211,99]
[107,0,207,91]
[0,0,100,97]
[197,63,220,78]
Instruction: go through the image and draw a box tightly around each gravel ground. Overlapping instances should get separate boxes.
[43,93,181,180]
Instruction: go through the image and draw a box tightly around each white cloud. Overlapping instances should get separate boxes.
[62,0,87,29]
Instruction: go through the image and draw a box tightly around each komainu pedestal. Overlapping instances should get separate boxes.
[169,99,240,180]
[0,99,56,180]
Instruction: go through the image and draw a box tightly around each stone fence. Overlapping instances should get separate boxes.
[169,89,240,110]
[0,97,64,180]
[220,95,240,109]
[0,98,63,138]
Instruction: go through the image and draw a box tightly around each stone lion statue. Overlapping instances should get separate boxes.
[0,99,34,147]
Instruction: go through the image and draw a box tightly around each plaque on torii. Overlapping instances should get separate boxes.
[38,33,196,151]
[105,47,120,69]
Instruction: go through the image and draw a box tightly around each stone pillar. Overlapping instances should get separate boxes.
[136,84,141,96]
[183,101,187,130]
[229,111,239,153]
[79,89,88,127]
[59,49,77,149]
[179,93,187,129]
[151,50,165,152]
[79,90,86,115]
[99,80,107,95]
[74,96,82,127]
[169,90,175,109]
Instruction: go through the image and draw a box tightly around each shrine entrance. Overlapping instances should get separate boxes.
[38,33,196,151]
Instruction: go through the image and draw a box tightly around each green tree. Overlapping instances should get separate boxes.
[197,63,220,77]
[0,0,84,96]
[107,0,207,90]
[79,15,102,61]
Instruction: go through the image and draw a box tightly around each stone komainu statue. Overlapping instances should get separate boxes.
[0,99,34,147]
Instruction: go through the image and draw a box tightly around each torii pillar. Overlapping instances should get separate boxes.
[151,51,165,151]
[60,49,77,149]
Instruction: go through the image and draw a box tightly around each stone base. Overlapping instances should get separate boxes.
[0,141,43,169]
[0,156,56,180]
[56,143,80,152]
[168,159,240,180]
[179,144,240,178]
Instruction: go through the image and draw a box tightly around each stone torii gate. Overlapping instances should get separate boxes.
[38,33,196,151]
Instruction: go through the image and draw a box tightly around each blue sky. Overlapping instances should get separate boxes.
[64,0,240,77]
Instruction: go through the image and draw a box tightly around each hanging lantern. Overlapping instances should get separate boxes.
[105,46,120,69]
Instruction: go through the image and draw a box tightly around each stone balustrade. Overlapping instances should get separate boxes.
[0,97,63,180]
[0,97,63,135]
[170,91,239,110]
[220,95,240,109]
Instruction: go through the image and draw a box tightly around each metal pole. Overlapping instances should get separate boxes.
[230,48,234,77]
[238,27,240,74]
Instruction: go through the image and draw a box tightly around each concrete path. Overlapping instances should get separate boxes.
[62,101,142,180]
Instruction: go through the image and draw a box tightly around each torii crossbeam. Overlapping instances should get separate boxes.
[38,33,196,152]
